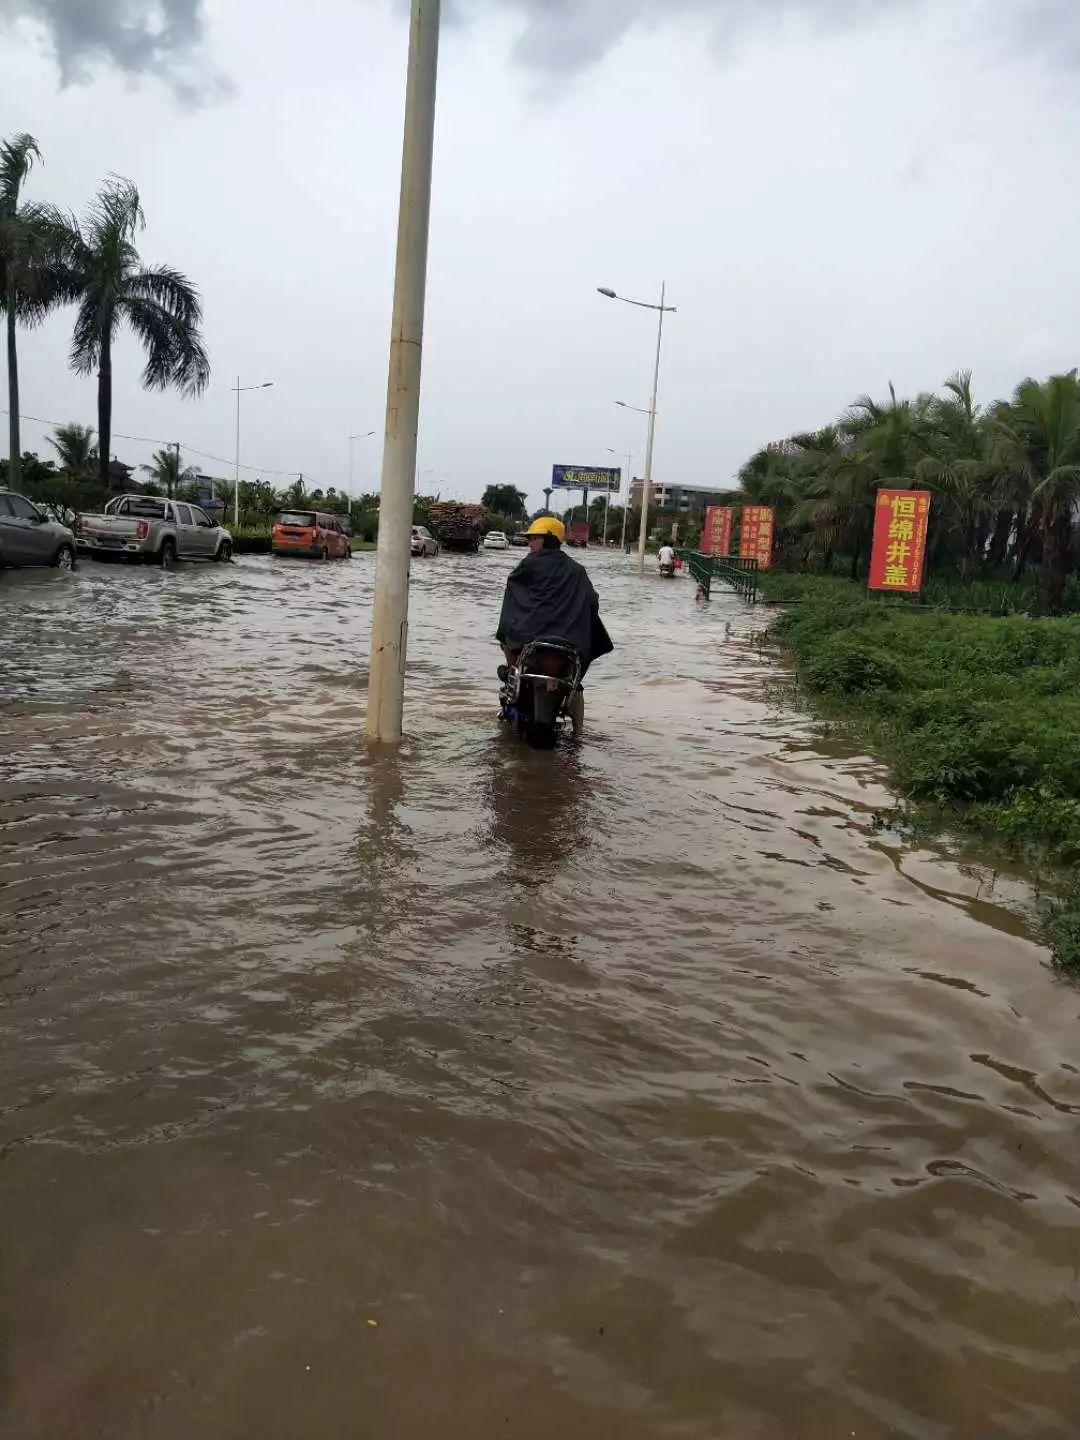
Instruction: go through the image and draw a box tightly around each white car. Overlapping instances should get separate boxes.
[411,525,439,557]
[483,531,510,550]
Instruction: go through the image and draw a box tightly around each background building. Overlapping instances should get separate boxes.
[628,480,734,513]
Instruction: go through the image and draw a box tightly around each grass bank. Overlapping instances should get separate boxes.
[755,571,1080,971]
[755,568,1080,615]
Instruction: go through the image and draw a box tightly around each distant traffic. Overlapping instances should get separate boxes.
[0,486,543,575]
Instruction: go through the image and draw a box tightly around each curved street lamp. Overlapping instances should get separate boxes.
[347,430,377,502]
[232,379,274,528]
[598,285,676,574]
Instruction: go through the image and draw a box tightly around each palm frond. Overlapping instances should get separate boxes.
[0,200,77,324]
[69,294,110,374]
[124,263,205,330]
[121,292,210,396]
[84,175,144,245]
[1035,463,1080,502]
[0,132,40,215]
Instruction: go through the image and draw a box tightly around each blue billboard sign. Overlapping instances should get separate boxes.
[552,464,621,493]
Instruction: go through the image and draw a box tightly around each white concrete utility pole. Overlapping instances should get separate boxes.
[367,0,441,743]
[599,284,677,575]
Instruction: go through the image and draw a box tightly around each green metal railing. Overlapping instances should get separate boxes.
[676,551,759,604]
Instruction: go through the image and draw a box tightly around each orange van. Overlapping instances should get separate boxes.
[271,510,351,560]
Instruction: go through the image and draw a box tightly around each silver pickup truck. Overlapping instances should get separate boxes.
[75,495,233,565]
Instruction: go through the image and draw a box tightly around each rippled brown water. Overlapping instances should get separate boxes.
[2,551,1078,1439]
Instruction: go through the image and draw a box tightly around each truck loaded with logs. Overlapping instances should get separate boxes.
[425,501,487,553]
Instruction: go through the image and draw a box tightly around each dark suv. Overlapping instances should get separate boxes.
[0,490,77,570]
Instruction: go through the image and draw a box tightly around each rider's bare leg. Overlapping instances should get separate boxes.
[568,688,584,738]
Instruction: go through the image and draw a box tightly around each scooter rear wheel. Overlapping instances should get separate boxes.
[524,720,558,750]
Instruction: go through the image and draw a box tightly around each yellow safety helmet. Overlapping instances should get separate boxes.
[525,515,566,543]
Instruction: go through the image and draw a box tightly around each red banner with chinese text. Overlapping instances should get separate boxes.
[868,489,931,593]
[739,506,775,570]
[702,506,733,556]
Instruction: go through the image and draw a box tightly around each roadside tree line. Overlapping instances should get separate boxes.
[732,370,1080,613]
[0,131,208,499]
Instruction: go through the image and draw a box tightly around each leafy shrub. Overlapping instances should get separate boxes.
[1043,884,1080,974]
[804,639,905,695]
[988,787,1080,861]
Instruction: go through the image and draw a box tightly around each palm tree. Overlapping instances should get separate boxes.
[792,452,881,579]
[992,371,1080,613]
[783,425,851,568]
[819,383,933,577]
[49,422,97,478]
[0,133,66,491]
[280,477,307,509]
[61,178,210,496]
[140,445,196,497]
[915,372,994,578]
[983,403,1036,576]
[846,382,933,478]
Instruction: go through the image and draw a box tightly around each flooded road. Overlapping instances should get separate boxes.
[2,550,1078,1439]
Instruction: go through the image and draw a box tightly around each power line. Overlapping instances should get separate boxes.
[1,408,310,480]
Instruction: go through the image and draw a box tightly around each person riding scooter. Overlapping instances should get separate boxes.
[657,541,676,577]
[496,516,613,738]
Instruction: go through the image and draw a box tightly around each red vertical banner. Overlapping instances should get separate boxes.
[868,489,931,592]
[702,505,733,556]
[739,506,775,569]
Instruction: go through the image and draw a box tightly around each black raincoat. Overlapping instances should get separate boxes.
[496,546,614,671]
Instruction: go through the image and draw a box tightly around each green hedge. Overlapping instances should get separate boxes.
[766,588,1080,970]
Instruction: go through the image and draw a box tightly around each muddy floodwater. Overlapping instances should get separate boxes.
[2,550,1078,1439]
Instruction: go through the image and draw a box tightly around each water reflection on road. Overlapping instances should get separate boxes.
[1,551,1078,1439]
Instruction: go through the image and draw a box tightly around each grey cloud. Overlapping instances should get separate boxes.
[0,0,227,100]
[451,0,1080,74]
[6,0,1080,102]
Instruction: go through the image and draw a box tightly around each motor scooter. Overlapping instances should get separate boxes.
[498,638,582,749]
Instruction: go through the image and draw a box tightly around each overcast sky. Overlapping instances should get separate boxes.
[2,0,1080,508]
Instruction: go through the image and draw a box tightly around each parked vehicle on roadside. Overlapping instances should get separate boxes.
[271,510,351,560]
[75,495,232,565]
[411,525,439,558]
[0,489,77,571]
[483,531,510,550]
[510,532,529,547]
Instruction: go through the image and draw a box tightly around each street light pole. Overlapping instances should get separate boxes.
[608,447,632,552]
[598,284,676,574]
[367,0,441,744]
[232,379,274,529]
[638,285,667,575]
[347,430,376,506]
